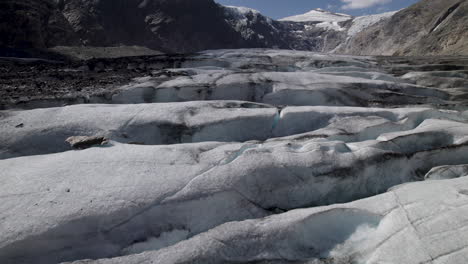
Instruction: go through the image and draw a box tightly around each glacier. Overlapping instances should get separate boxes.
[1,49,468,264]
[279,9,352,23]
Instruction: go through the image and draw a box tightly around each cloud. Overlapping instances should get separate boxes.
[340,0,392,10]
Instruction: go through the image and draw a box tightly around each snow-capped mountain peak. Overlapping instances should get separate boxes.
[279,8,352,23]
[224,5,261,16]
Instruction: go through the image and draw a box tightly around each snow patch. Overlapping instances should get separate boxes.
[348,11,397,36]
[316,21,346,32]
[225,5,260,15]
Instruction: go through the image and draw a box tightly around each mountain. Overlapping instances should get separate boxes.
[338,0,468,55]
[330,10,397,53]
[221,6,290,50]
[0,0,288,55]
[57,0,305,53]
[59,0,253,53]
[280,8,352,23]
[1,0,467,57]
[0,0,395,56]
[0,0,78,55]
[3,2,468,263]
[279,8,397,53]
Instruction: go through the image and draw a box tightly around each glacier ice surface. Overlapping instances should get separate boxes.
[1,49,468,264]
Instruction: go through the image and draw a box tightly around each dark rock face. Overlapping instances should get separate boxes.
[1,0,467,56]
[222,7,290,50]
[0,0,78,50]
[1,0,289,54]
[338,0,468,56]
[282,21,349,52]
[58,0,287,53]
[57,0,354,53]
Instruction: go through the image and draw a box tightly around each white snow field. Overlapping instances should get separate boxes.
[279,8,352,23]
[280,9,396,37]
[2,49,468,264]
[347,11,398,36]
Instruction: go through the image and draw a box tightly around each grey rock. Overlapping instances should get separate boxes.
[0,0,78,50]
[58,0,287,53]
[66,136,108,149]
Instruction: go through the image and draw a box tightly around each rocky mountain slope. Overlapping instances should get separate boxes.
[279,8,397,53]
[339,0,468,56]
[55,1,353,53]
[3,0,466,56]
[2,50,468,264]
[0,0,78,55]
[0,0,404,55]
[0,0,285,54]
[58,0,293,53]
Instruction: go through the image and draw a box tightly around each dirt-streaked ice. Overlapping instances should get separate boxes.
[1,49,468,264]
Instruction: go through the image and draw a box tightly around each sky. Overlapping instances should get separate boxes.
[215,0,420,18]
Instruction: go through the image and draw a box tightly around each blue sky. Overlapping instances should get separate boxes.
[215,0,420,18]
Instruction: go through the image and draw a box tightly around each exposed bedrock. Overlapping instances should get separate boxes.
[336,0,468,56]
[0,0,78,50]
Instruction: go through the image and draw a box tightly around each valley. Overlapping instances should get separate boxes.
[1,0,468,263]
